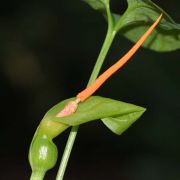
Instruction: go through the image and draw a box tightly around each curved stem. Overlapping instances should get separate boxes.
[87,30,116,84]
[56,7,116,180]
[88,3,115,84]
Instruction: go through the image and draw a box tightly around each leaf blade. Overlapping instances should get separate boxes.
[83,0,180,52]
[116,0,180,51]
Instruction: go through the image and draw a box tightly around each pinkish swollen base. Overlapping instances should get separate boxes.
[56,99,80,117]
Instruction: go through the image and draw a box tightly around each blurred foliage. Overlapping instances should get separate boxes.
[0,0,180,179]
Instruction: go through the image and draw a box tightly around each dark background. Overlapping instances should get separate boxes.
[0,0,180,179]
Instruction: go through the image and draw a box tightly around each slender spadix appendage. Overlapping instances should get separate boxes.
[29,14,162,180]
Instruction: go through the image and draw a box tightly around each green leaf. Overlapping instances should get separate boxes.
[116,0,180,52]
[83,0,180,52]
[83,0,109,16]
[83,0,107,10]
[45,96,146,135]
[83,0,104,11]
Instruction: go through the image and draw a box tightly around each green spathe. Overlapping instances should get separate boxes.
[29,133,58,180]
[29,96,145,179]
[45,96,146,135]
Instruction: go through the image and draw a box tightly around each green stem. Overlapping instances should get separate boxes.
[30,171,45,180]
[56,125,79,180]
[56,29,116,180]
[87,29,116,84]
[56,6,116,180]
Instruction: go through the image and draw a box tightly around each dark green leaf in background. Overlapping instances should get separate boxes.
[83,0,180,52]
[117,0,180,52]
[83,0,109,16]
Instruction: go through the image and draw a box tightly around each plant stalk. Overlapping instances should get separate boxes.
[56,7,116,179]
